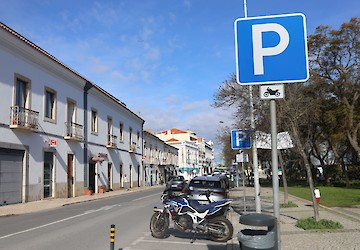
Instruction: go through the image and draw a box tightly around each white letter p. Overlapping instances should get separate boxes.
[252,23,289,75]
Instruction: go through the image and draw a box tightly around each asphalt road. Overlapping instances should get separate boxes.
[0,188,229,250]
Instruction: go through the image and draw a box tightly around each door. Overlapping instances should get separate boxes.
[137,164,140,187]
[129,165,132,188]
[0,148,24,205]
[107,162,112,191]
[67,154,74,198]
[120,164,123,188]
[88,162,95,192]
[44,152,54,199]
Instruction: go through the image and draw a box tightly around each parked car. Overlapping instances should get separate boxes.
[183,175,229,204]
[212,173,231,189]
[165,175,186,192]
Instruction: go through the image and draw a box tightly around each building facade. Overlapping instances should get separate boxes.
[0,22,144,205]
[156,128,215,180]
[143,130,178,186]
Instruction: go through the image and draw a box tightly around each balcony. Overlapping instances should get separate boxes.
[10,106,39,131]
[107,134,117,148]
[129,141,137,153]
[64,122,84,141]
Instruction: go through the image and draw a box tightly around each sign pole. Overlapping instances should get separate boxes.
[242,152,247,213]
[270,99,280,249]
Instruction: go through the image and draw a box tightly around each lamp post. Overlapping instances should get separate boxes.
[243,0,261,214]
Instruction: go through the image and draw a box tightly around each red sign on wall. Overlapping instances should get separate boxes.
[49,139,57,147]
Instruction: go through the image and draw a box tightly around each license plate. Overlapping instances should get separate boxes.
[171,184,177,188]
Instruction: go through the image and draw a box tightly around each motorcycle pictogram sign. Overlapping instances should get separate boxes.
[260,84,284,99]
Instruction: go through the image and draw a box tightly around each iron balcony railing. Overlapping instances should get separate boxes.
[64,122,84,141]
[129,141,137,153]
[10,106,39,130]
[107,134,117,148]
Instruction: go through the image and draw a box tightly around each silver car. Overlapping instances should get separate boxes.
[184,175,229,204]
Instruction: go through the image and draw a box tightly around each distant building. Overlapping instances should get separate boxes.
[143,130,178,186]
[156,128,214,180]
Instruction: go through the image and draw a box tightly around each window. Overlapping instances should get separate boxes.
[108,117,113,135]
[129,127,133,145]
[91,109,98,133]
[137,131,140,147]
[15,76,30,108]
[119,122,124,142]
[44,88,56,121]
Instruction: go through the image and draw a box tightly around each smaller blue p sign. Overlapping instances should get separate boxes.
[231,129,251,149]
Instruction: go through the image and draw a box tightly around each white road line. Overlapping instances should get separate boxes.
[139,239,209,245]
[0,204,122,240]
[132,192,162,201]
[131,236,145,245]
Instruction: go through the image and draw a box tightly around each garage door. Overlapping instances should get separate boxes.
[0,148,24,205]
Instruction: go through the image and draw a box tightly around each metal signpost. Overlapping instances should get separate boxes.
[236,152,249,213]
[232,129,251,212]
[234,2,309,248]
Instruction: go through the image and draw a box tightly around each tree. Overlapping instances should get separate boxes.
[308,17,360,159]
[213,17,359,221]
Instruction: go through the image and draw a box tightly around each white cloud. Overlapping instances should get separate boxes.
[111,70,137,82]
[145,47,160,61]
[183,0,191,8]
[182,100,209,111]
[89,57,110,74]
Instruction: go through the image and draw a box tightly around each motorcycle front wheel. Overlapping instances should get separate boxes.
[207,217,233,242]
[150,211,169,239]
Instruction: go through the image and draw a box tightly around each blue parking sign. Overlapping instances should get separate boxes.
[234,13,309,85]
[231,129,251,149]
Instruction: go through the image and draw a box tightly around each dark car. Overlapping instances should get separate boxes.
[166,175,186,192]
[183,175,229,204]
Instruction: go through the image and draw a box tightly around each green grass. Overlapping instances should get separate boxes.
[281,186,360,207]
[296,218,343,230]
[280,201,298,208]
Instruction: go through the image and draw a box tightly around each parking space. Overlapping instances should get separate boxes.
[125,230,228,250]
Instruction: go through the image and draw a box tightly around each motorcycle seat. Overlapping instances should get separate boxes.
[189,200,228,213]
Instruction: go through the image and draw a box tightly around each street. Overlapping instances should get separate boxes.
[0,187,228,250]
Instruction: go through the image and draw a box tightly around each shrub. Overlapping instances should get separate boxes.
[280,201,298,208]
[296,218,343,230]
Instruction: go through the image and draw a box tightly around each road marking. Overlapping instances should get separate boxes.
[0,204,122,240]
[132,192,161,201]
[131,236,145,245]
[139,239,209,245]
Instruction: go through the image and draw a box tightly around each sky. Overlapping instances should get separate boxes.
[1,0,358,163]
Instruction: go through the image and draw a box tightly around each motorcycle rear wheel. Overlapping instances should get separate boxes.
[208,217,233,242]
[150,211,169,238]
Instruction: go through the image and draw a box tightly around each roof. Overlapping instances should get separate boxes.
[158,128,187,135]
[166,138,180,142]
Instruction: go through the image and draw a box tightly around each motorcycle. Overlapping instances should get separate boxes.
[263,87,280,97]
[150,191,233,242]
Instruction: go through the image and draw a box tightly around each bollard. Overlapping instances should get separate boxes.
[314,188,321,205]
[110,224,115,250]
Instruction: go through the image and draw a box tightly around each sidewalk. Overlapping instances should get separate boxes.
[0,185,162,217]
[227,186,360,250]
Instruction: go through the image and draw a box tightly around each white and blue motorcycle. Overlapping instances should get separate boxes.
[150,191,233,242]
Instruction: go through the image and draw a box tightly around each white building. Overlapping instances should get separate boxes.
[143,130,178,186]
[156,128,215,180]
[0,22,144,205]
